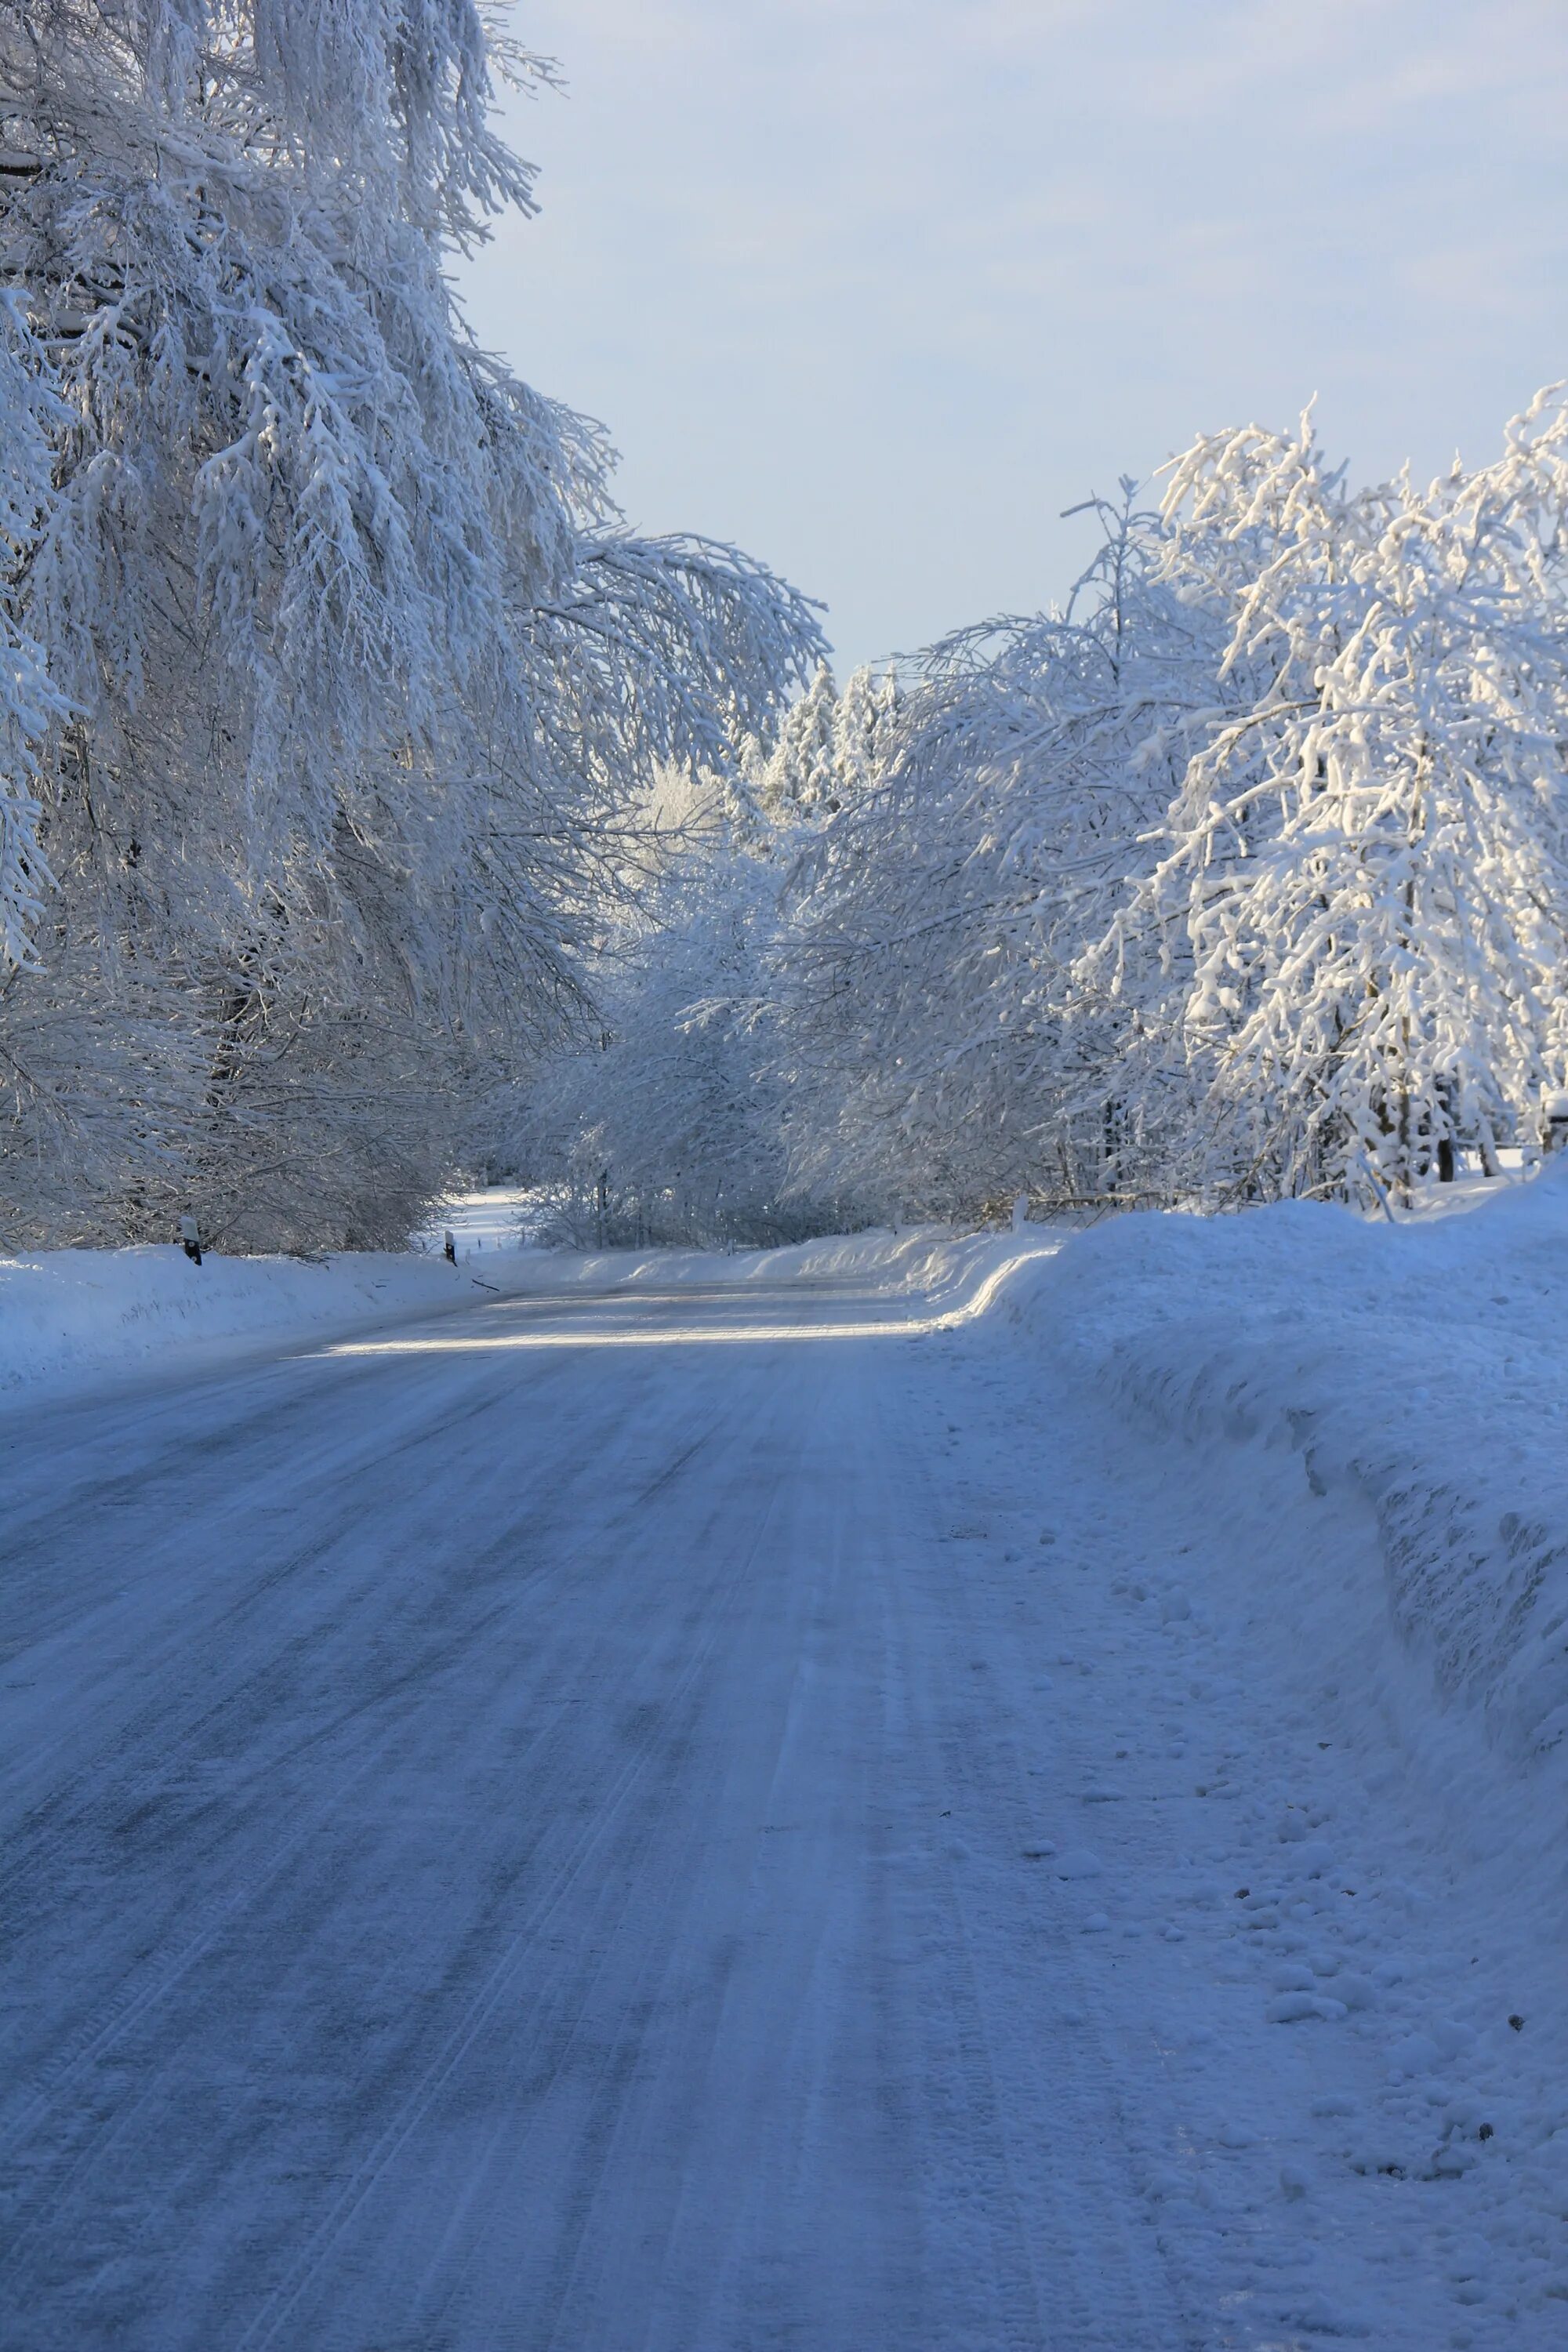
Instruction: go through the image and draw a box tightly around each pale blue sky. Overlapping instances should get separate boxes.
[461,1,1568,671]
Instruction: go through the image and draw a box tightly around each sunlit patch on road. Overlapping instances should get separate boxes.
[319,1248,1061,1357]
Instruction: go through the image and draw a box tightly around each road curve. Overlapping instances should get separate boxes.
[1,1266,1182,2351]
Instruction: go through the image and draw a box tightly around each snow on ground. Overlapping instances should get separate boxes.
[0,1240,514,1409]
[1008,1163,1568,1829]
[7,1180,1568,2344]
[0,1203,1009,1410]
[412,1186,545,1254]
[956,1163,1568,2343]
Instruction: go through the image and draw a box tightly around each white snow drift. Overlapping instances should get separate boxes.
[1002,1165,1568,1875]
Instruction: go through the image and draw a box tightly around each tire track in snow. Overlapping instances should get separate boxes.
[229,1454,787,2350]
[5,1254,1212,2352]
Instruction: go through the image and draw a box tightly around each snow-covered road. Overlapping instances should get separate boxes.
[2,1254,1553,2349]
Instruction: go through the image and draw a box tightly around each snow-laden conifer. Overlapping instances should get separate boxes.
[742,662,896,822]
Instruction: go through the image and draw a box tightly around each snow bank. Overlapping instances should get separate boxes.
[0,1218,1016,1411]
[615,1225,1013,1297]
[997,1169,1568,1900]
[0,1246,506,1407]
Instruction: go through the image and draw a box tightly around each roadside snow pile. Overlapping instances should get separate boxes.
[1004,1168,1568,1897]
[0,1247,509,1405]
[0,1218,1022,1410]
[619,1225,1020,1299]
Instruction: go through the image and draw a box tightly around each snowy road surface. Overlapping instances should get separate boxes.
[1,1254,1552,2348]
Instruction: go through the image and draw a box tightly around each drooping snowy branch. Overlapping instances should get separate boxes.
[0,0,825,1247]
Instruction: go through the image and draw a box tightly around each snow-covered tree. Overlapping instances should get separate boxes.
[520,397,1568,1240]
[1102,393,1568,1205]
[0,292,64,971]
[521,820,805,1247]
[829,662,900,799]
[0,0,822,1246]
[518,666,909,1245]
[760,488,1222,1218]
[742,661,898,822]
